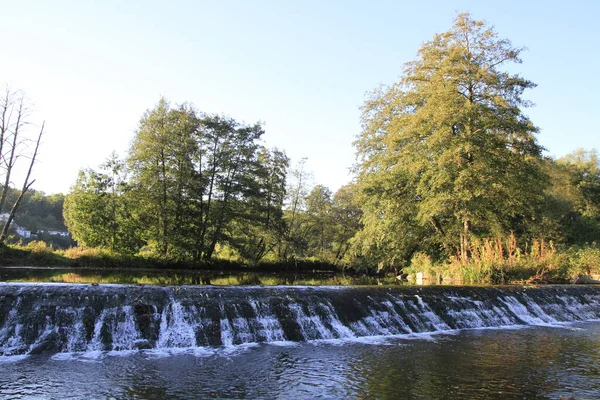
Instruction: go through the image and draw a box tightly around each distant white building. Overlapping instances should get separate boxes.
[48,230,69,237]
[0,213,32,238]
[39,229,70,237]
[15,227,31,238]
[0,213,70,239]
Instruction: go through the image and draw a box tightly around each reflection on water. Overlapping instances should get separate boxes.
[0,267,400,286]
[1,322,599,399]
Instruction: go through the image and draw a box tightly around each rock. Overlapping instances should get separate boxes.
[134,339,153,350]
[571,274,600,284]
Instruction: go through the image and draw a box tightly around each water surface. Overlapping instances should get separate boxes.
[2,270,599,399]
[0,266,397,286]
[1,322,599,399]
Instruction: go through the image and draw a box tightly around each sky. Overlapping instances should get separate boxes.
[1,0,599,195]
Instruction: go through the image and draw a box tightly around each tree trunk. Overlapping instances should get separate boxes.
[460,218,471,263]
[0,122,44,243]
[0,98,24,214]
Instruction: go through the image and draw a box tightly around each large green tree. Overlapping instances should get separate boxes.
[64,98,292,263]
[355,13,547,267]
[305,183,363,266]
[126,98,285,261]
[278,158,314,262]
[127,99,201,258]
[544,149,600,244]
[559,148,600,218]
[192,115,266,260]
[305,184,333,260]
[225,147,289,265]
[64,154,140,252]
[329,184,362,266]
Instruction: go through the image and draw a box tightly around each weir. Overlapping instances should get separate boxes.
[1,284,599,356]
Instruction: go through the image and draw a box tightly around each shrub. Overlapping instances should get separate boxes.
[25,240,53,254]
[404,252,443,283]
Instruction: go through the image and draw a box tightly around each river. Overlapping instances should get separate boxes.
[1,273,599,399]
[1,322,599,399]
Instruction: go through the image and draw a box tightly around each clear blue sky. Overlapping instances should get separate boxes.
[1,0,598,194]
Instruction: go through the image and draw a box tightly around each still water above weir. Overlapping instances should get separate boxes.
[0,266,397,286]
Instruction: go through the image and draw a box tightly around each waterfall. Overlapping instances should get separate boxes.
[1,284,599,356]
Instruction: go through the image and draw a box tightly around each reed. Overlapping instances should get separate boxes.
[406,234,599,284]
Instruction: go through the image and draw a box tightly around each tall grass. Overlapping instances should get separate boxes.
[408,233,600,284]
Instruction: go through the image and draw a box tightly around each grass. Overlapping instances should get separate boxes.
[405,234,600,285]
[0,242,344,273]
[0,241,74,267]
[3,239,599,285]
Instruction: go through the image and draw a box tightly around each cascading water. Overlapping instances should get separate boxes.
[1,283,599,356]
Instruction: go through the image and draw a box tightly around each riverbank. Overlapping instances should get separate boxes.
[1,241,599,285]
[403,241,600,285]
[0,242,342,273]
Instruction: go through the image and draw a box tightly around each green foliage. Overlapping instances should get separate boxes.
[0,187,67,231]
[12,190,66,231]
[63,98,297,266]
[355,13,547,269]
[351,168,432,271]
[0,241,70,266]
[0,187,75,249]
[403,252,438,282]
[559,148,600,216]
[127,99,200,258]
[528,151,600,246]
[25,240,53,254]
[278,158,313,261]
[305,184,333,260]
[329,184,362,266]
[63,155,141,253]
[127,99,284,261]
[566,246,600,275]
[223,148,289,265]
[53,15,600,277]
[276,164,362,267]
[400,234,600,285]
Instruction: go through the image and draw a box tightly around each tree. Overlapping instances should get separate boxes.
[329,184,362,266]
[64,168,114,249]
[127,98,200,258]
[193,114,265,260]
[63,155,140,252]
[355,13,546,267]
[125,98,273,261]
[0,87,45,244]
[22,192,67,231]
[302,183,363,266]
[279,158,314,262]
[351,169,428,270]
[305,184,333,260]
[540,149,600,244]
[559,148,600,218]
[225,147,289,265]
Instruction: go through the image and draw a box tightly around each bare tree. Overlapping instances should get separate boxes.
[0,87,45,244]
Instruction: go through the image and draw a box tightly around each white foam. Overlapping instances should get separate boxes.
[51,351,105,362]
[158,302,196,348]
[221,342,260,354]
[289,303,334,340]
[0,354,29,363]
[263,340,299,347]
